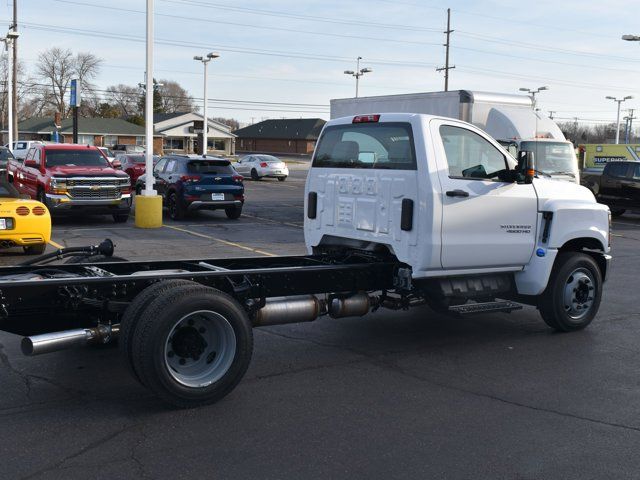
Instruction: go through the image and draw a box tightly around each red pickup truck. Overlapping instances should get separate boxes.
[7,144,132,222]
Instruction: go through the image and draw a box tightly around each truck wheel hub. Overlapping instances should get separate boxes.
[563,268,595,320]
[171,326,206,359]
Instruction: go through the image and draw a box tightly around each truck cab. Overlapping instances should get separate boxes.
[305,113,610,329]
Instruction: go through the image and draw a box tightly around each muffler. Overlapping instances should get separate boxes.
[21,324,119,356]
[253,293,378,327]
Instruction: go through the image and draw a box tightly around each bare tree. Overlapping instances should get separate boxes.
[157,79,195,113]
[105,84,140,118]
[35,48,102,117]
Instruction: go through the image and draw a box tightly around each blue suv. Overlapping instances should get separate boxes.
[136,155,244,220]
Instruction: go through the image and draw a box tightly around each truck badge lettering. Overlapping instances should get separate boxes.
[501,224,531,234]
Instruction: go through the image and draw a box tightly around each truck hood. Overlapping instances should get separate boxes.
[533,177,597,211]
[48,165,127,177]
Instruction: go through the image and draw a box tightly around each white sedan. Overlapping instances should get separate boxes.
[234,154,289,181]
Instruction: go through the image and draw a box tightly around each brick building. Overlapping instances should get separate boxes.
[12,117,164,154]
[234,118,326,154]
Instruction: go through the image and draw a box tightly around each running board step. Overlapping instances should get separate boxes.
[448,301,523,316]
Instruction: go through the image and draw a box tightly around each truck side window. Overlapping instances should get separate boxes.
[165,160,177,173]
[632,164,640,180]
[154,158,168,173]
[25,148,34,161]
[33,149,41,165]
[607,163,628,178]
[439,125,507,180]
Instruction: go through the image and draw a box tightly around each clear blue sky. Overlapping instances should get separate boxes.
[3,0,639,126]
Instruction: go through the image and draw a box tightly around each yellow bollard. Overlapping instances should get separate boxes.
[135,195,163,228]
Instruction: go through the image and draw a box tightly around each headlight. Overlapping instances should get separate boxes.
[49,177,67,193]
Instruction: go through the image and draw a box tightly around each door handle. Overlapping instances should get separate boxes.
[446,189,469,198]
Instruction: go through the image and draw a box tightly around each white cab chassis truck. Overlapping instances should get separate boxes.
[0,113,610,407]
[331,90,580,184]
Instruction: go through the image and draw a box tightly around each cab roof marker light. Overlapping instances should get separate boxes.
[352,114,380,124]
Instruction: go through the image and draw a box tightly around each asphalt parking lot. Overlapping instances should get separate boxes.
[1,165,640,479]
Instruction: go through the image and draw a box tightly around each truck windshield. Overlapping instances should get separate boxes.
[45,149,110,167]
[313,122,416,170]
[520,141,576,175]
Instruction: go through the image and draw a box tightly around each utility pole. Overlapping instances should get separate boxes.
[194,52,219,155]
[343,57,372,98]
[548,111,555,120]
[436,8,455,91]
[11,0,17,143]
[627,109,635,143]
[573,117,579,139]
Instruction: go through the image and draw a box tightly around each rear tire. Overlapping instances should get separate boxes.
[120,280,196,384]
[36,189,47,207]
[130,284,253,408]
[23,243,46,255]
[250,169,260,181]
[278,176,286,182]
[225,206,242,220]
[168,192,186,220]
[538,252,602,332]
[113,214,129,223]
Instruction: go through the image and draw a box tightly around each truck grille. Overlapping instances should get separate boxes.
[62,177,127,200]
[69,188,120,200]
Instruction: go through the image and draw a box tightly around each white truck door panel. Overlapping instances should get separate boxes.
[431,119,537,269]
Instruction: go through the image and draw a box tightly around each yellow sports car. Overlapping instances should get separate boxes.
[0,182,51,255]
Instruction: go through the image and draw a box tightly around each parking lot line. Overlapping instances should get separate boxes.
[163,224,277,257]
[48,239,64,249]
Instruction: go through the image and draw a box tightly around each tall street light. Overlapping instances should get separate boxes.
[519,86,549,108]
[194,52,219,155]
[1,29,19,152]
[622,34,640,42]
[606,95,633,144]
[344,56,372,98]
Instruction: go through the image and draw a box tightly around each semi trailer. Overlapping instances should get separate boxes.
[0,113,610,408]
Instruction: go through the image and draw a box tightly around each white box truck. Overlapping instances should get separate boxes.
[330,90,580,184]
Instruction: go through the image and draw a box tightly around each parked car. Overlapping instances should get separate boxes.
[136,154,244,220]
[11,144,132,223]
[581,161,640,217]
[98,147,121,169]
[120,154,159,183]
[234,154,289,181]
[112,144,145,154]
[5,141,45,159]
[0,146,16,178]
[0,180,51,255]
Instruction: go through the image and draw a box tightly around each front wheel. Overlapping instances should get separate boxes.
[167,192,186,220]
[278,176,287,182]
[250,169,260,181]
[113,214,129,223]
[538,252,603,332]
[129,283,253,408]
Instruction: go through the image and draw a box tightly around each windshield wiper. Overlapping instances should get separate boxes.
[533,170,552,178]
[547,171,576,177]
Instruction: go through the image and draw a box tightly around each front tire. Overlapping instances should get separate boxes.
[538,252,603,332]
[113,214,129,223]
[278,176,287,182]
[250,169,260,181]
[168,192,186,220]
[129,283,253,408]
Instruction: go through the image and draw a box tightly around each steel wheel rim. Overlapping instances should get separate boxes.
[164,310,237,388]
[562,267,596,320]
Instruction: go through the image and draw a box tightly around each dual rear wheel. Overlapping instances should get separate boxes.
[120,281,253,408]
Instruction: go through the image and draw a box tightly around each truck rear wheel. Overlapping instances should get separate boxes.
[120,280,195,383]
[129,283,253,408]
[538,252,602,332]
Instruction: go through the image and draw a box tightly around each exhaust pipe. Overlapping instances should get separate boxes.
[21,324,119,356]
[253,293,378,327]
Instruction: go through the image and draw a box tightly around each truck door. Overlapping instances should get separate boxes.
[432,120,538,270]
[21,148,39,198]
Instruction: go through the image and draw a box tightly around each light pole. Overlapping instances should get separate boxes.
[519,86,548,109]
[1,29,19,152]
[622,34,640,42]
[344,57,372,98]
[194,52,219,155]
[606,95,633,144]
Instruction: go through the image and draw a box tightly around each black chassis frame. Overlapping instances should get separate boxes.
[0,252,406,337]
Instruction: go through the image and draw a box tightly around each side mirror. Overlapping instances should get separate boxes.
[517,151,535,184]
[24,159,37,168]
